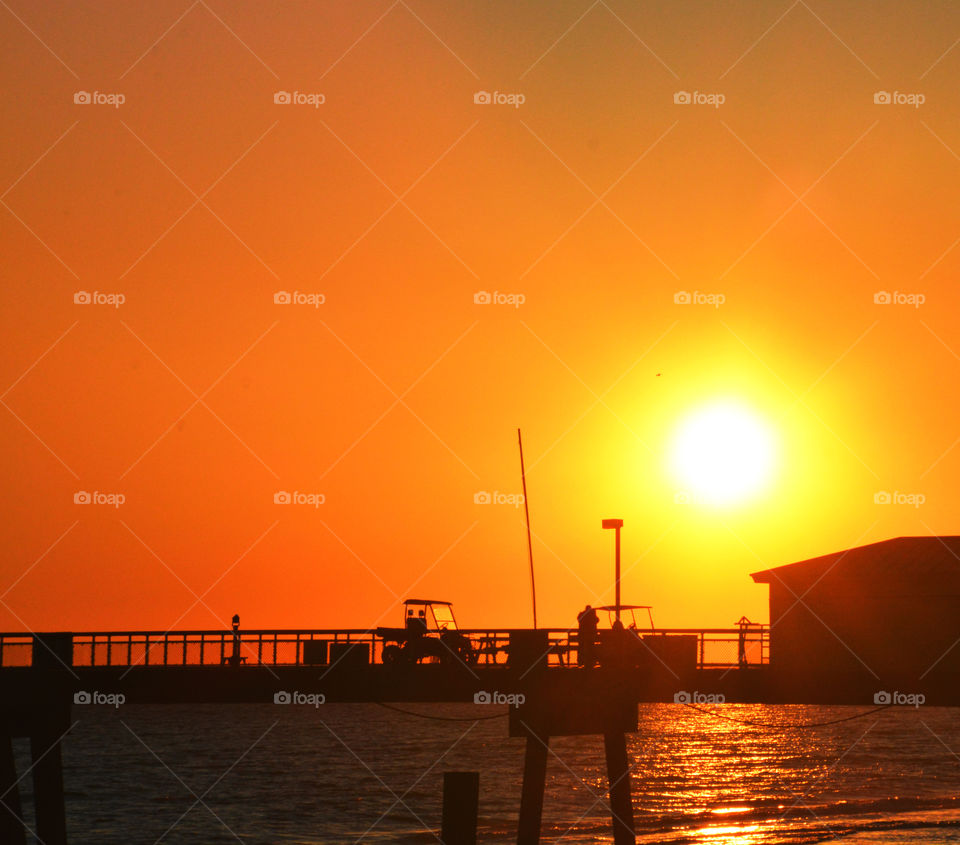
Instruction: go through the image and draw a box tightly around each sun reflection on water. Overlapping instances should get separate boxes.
[543,703,960,843]
[691,824,763,843]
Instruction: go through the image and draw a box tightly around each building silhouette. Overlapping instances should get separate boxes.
[752,536,960,684]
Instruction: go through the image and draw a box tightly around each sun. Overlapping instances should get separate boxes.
[669,401,776,506]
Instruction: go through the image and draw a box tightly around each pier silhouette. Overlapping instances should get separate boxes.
[4,536,960,843]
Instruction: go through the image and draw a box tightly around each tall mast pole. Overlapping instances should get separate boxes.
[518,429,537,628]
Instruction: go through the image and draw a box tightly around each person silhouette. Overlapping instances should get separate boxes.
[607,618,631,668]
[577,604,599,667]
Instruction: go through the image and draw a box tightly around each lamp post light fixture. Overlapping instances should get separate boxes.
[601,519,624,622]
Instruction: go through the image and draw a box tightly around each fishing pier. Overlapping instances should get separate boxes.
[0,621,767,845]
[6,534,960,842]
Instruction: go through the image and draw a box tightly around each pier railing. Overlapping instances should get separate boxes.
[0,626,768,670]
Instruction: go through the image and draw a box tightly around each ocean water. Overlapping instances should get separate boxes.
[14,703,960,843]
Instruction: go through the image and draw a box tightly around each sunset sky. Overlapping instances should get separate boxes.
[2,0,960,633]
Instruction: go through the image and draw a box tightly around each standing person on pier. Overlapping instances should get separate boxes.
[577,604,599,667]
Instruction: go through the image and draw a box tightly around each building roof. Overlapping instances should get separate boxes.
[750,536,960,593]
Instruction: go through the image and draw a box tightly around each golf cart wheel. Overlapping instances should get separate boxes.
[381,644,402,664]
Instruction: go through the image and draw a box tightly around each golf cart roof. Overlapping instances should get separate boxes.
[594,605,651,611]
[403,599,453,606]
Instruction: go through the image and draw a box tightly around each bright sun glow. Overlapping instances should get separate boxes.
[670,401,776,506]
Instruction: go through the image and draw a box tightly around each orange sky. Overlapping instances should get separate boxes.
[2,1,960,632]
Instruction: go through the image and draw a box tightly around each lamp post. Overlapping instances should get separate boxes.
[601,519,624,623]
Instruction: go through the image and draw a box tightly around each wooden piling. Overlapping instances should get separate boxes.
[31,725,67,845]
[604,731,635,845]
[29,633,73,845]
[441,771,479,844]
[0,735,25,845]
[517,732,549,845]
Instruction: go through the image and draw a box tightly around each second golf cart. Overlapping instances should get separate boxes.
[377,599,476,666]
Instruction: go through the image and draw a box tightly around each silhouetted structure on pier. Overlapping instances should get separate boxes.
[10,535,960,843]
[0,622,756,845]
[752,536,960,684]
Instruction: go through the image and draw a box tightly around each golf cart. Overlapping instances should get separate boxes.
[595,605,656,668]
[595,605,656,632]
[377,599,476,666]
